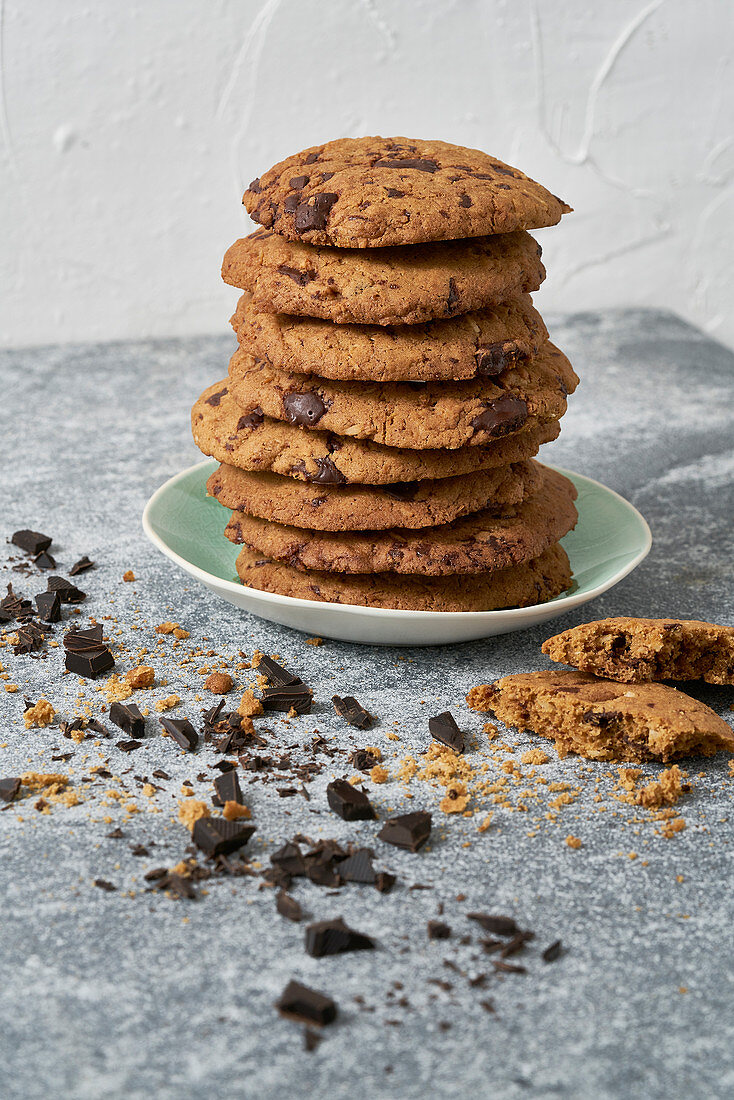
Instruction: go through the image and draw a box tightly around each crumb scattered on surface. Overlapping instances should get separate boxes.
[122,570,135,582]
[125,665,155,690]
[177,799,209,831]
[565,835,582,849]
[237,689,263,717]
[23,698,55,729]
[204,671,233,694]
[155,695,180,712]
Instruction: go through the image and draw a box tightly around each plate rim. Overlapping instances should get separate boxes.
[142,459,652,623]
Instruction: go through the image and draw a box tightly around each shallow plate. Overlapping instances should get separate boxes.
[142,460,651,646]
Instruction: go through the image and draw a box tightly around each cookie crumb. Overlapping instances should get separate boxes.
[177,799,209,831]
[222,800,251,821]
[204,671,234,694]
[565,834,582,849]
[124,665,155,690]
[155,694,180,712]
[370,764,389,784]
[305,637,323,646]
[237,689,264,718]
[122,570,135,582]
[521,748,550,765]
[23,698,55,729]
[636,765,684,809]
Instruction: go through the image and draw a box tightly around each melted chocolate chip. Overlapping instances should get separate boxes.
[205,388,228,407]
[283,392,328,427]
[475,344,515,376]
[383,481,419,502]
[294,193,338,233]
[446,278,460,313]
[374,156,439,173]
[249,177,261,193]
[471,395,528,437]
[386,188,405,198]
[459,193,473,208]
[236,407,264,431]
[289,175,309,189]
[277,264,314,286]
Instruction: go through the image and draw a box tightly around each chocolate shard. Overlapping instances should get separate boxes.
[276,891,304,922]
[271,841,307,878]
[336,847,377,884]
[262,683,313,714]
[159,717,199,752]
[192,816,256,857]
[69,555,94,576]
[303,1028,322,1052]
[87,717,111,738]
[213,768,243,807]
[332,695,372,730]
[378,811,432,852]
[428,711,464,753]
[11,530,52,555]
[375,871,396,894]
[493,960,527,974]
[294,192,338,233]
[0,584,33,622]
[116,739,142,753]
[349,747,381,772]
[14,622,46,655]
[304,917,375,958]
[33,550,57,570]
[542,939,563,963]
[258,655,299,687]
[109,701,145,739]
[64,624,115,679]
[276,980,337,1026]
[93,878,117,892]
[326,778,376,822]
[35,590,61,623]
[0,777,21,802]
[467,913,518,936]
[427,921,452,940]
[46,575,86,603]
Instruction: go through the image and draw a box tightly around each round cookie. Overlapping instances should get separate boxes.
[227,342,578,451]
[235,543,573,613]
[243,136,571,248]
[207,460,543,532]
[192,382,561,485]
[223,467,578,576]
[222,229,545,326]
[230,292,548,383]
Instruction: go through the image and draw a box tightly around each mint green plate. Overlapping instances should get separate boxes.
[142,461,651,646]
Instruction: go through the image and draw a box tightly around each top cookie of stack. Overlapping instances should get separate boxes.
[192,136,578,612]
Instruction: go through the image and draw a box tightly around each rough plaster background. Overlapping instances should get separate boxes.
[1,0,733,349]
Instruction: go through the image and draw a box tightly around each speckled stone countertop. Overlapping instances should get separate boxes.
[1,310,733,1100]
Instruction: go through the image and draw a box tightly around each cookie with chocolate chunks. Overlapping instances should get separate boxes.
[227,342,576,450]
[223,228,545,326]
[243,136,570,248]
[230,291,547,383]
[224,467,577,577]
[235,542,572,612]
[192,382,560,486]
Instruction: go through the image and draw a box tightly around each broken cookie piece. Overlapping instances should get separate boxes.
[466,670,734,763]
[542,617,734,685]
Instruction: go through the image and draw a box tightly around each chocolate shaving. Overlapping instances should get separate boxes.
[332,695,372,729]
[304,917,375,957]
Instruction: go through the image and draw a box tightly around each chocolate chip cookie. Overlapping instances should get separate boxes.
[244,136,571,248]
[542,617,734,685]
[227,342,577,450]
[223,466,577,575]
[207,460,542,532]
[192,382,561,484]
[235,543,572,612]
[230,291,547,383]
[466,670,734,763]
[222,229,545,326]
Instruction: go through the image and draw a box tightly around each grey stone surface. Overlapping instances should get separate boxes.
[0,309,733,1100]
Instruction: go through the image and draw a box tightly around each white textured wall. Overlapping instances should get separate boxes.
[1,0,733,349]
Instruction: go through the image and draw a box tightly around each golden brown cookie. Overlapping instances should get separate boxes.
[542,617,734,685]
[466,670,734,763]
[227,342,577,450]
[192,382,561,485]
[207,460,543,532]
[222,229,545,326]
[243,136,570,248]
[235,543,572,612]
[223,467,578,576]
[230,292,548,382]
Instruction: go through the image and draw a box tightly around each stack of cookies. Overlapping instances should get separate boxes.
[192,137,580,612]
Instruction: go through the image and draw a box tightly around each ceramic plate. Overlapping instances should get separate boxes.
[142,460,651,646]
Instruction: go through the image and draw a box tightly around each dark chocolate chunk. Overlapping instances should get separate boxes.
[289,174,309,189]
[116,739,142,753]
[271,841,306,878]
[0,777,21,802]
[500,931,534,958]
[307,456,346,485]
[386,187,405,198]
[294,193,338,233]
[475,343,513,376]
[14,622,46,655]
[64,624,115,679]
[236,407,264,431]
[46,576,86,603]
[374,156,438,173]
[87,718,111,738]
[471,395,528,437]
[159,717,198,752]
[427,921,451,940]
[542,939,563,963]
[192,816,255,857]
[34,550,57,570]
[213,768,243,807]
[35,590,61,622]
[0,584,33,622]
[326,778,376,822]
[349,747,381,772]
[69,555,94,576]
[468,913,518,936]
[332,695,372,729]
[276,980,337,1026]
[11,530,52,555]
[375,871,396,894]
[109,701,145,739]
[383,481,419,502]
[304,917,375,958]
[258,655,299,687]
[304,153,319,165]
[303,1028,322,1052]
[283,391,328,427]
[249,177,261,193]
[336,847,377,884]
[259,657,312,714]
[93,879,117,892]
[277,264,314,287]
[459,193,473,208]
[276,891,303,922]
[429,711,464,753]
[378,811,431,852]
[205,387,228,407]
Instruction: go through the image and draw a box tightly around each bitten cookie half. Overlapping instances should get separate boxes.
[466,669,734,763]
[243,136,570,248]
[542,617,734,685]
[235,543,572,613]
